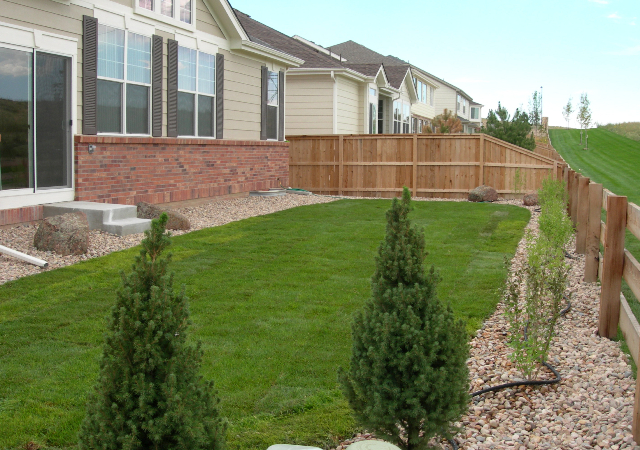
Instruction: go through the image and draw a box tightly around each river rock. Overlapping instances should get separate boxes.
[137,202,190,230]
[33,212,89,256]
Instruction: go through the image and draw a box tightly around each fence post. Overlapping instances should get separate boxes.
[338,135,344,196]
[479,134,485,186]
[572,172,580,223]
[567,170,575,220]
[413,134,418,198]
[598,195,628,339]
[576,176,590,254]
[585,182,603,282]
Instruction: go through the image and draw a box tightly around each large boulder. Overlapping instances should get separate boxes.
[137,202,190,230]
[523,191,539,206]
[34,212,89,256]
[468,185,498,202]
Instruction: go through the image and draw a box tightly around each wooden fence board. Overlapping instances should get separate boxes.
[629,203,640,241]
[620,293,640,366]
[624,250,640,304]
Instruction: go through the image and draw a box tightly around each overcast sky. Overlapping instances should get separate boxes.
[230,0,639,127]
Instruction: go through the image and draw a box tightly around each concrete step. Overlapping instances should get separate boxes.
[43,201,151,236]
[103,217,152,236]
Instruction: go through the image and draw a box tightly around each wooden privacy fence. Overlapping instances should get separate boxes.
[564,167,640,441]
[288,134,565,199]
[534,142,564,162]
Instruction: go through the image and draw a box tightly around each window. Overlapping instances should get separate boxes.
[403,103,410,133]
[463,98,467,114]
[369,87,377,134]
[137,0,192,24]
[430,86,434,106]
[266,70,279,140]
[177,46,216,137]
[393,100,401,134]
[97,25,151,135]
[471,107,479,120]
[378,99,384,134]
[457,94,461,112]
[393,100,412,134]
[414,80,428,104]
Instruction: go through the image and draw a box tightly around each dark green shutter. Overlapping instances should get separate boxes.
[260,66,268,141]
[215,53,224,139]
[278,70,284,141]
[152,35,163,137]
[82,15,98,135]
[167,39,178,138]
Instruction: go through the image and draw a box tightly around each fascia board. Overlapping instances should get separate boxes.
[288,68,369,82]
[203,0,249,41]
[232,40,304,66]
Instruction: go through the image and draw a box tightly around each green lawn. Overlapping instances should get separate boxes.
[550,127,640,334]
[0,199,530,450]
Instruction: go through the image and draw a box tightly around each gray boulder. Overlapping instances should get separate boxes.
[137,202,190,230]
[468,185,498,202]
[34,212,89,256]
[523,191,539,206]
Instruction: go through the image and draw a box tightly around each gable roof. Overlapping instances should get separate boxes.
[234,10,342,69]
[384,64,412,90]
[328,40,478,102]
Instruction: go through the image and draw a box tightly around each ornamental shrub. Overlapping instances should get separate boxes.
[78,214,226,450]
[339,188,469,450]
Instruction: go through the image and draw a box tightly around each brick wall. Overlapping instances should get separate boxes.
[74,136,289,205]
[0,206,43,227]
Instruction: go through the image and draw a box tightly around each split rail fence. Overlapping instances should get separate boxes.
[564,167,640,441]
[288,134,565,199]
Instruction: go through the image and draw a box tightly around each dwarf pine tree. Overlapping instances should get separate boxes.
[339,188,469,450]
[78,214,225,450]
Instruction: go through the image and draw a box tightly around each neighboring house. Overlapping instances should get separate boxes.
[0,0,302,226]
[328,40,483,134]
[234,11,423,136]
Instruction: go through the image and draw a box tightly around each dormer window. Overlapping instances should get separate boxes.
[137,0,192,25]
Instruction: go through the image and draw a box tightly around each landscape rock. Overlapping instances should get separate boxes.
[137,202,191,230]
[523,192,539,206]
[33,212,89,256]
[469,185,499,202]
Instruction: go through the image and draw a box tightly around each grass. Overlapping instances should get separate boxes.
[0,199,530,450]
[549,128,640,371]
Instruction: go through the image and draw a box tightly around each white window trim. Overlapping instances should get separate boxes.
[97,26,153,136]
[177,46,217,138]
[265,70,280,141]
[0,22,77,199]
[134,0,196,32]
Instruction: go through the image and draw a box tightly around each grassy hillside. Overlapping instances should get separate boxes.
[550,127,640,329]
[599,122,640,142]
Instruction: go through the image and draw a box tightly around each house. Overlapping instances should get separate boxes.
[234,11,435,136]
[328,40,483,134]
[0,0,303,226]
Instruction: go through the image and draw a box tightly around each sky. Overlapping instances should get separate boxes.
[230,0,639,127]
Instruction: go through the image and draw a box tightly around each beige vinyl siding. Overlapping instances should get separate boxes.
[0,0,88,131]
[411,102,435,120]
[433,82,457,117]
[195,0,225,38]
[220,49,263,140]
[336,76,362,134]
[285,75,333,135]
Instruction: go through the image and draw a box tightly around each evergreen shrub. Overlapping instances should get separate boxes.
[339,188,469,450]
[78,214,226,450]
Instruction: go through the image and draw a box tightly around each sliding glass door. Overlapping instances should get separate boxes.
[0,47,71,193]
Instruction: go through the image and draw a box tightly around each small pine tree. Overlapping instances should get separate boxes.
[339,188,469,450]
[79,214,226,450]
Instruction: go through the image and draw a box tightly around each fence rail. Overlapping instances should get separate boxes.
[288,134,564,199]
[564,167,640,441]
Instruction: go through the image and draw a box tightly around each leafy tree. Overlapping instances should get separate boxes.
[481,102,536,150]
[79,214,226,450]
[429,108,462,134]
[577,93,592,131]
[562,98,573,129]
[339,188,469,450]
[528,91,542,129]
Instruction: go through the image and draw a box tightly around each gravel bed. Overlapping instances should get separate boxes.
[1,195,637,450]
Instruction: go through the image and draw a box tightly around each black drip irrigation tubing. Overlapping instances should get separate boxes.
[446,298,572,450]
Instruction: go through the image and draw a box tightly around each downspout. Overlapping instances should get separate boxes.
[0,245,48,268]
[331,71,338,134]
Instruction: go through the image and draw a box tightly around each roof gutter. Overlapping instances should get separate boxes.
[231,39,304,67]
